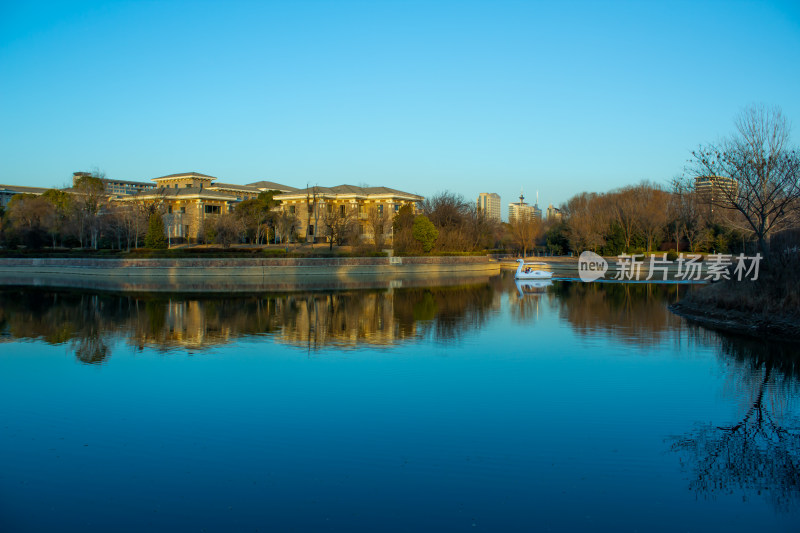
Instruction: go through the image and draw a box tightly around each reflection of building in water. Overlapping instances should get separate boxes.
[0,284,499,358]
[274,293,417,349]
[130,300,234,351]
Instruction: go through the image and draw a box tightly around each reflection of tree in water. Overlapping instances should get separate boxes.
[72,333,109,365]
[0,290,118,364]
[0,283,498,359]
[552,282,684,346]
[392,284,498,343]
[670,332,800,511]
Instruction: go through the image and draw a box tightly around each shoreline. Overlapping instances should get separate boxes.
[669,300,800,342]
[0,255,501,292]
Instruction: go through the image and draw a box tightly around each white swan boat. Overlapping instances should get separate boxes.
[514,259,553,280]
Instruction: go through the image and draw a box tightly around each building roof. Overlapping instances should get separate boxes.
[0,184,51,195]
[152,172,217,182]
[119,187,239,201]
[101,178,156,187]
[275,184,423,200]
[208,182,262,193]
[247,180,299,192]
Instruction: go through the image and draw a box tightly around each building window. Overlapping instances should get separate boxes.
[185,184,191,188]
[168,206,173,214]
[339,204,345,216]
[377,205,384,216]
[180,207,186,214]
[308,225,314,236]
[289,205,296,215]
[204,205,220,214]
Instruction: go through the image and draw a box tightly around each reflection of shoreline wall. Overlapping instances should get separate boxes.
[0,272,495,293]
[0,256,499,274]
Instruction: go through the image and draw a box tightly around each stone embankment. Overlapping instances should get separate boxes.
[0,256,500,292]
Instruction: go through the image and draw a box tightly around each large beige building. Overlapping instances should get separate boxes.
[3,170,422,245]
[116,172,297,242]
[274,185,423,242]
[477,192,501,222]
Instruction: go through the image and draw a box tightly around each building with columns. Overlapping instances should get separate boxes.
[274,185,423,243]
[116,172,296,243]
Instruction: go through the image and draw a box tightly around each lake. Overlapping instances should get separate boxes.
[1,273,799,532]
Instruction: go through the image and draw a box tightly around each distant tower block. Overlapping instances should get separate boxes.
[508,186,542,223]
[477,192,501,222]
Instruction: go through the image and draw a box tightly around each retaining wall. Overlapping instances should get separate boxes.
[0,256,500,292]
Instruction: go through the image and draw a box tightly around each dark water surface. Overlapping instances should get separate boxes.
[1,274,799,532]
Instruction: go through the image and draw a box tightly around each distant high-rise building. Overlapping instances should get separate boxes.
[546,203,563,221]
[508,189,541,224]
[477,192,501,222]
[694,175,737,202]
[694,175,738,218]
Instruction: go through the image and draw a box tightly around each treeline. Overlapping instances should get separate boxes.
[392,192,500,254]
[4,178,795,257]
[543,181,797,256]
[0,175,120,250]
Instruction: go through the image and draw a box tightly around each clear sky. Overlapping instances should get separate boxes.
[1,0,799,218]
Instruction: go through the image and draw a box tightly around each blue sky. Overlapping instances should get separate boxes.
[1,0,799,217]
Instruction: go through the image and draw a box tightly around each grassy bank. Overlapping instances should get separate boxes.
[670,254,800,340]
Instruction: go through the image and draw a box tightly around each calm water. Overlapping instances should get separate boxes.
[1,274,799,532]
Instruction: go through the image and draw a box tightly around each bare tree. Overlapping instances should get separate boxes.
[564,192,607,253]
[509,217,540,258]
[670,180,711,252]
[210,213,243,247]
[689,104,800,255]
[305,185,320,245]
[366,205,392,251]
[72,171,107,249]
[609,186,641,251]
[41,189,72,248]
[5,195,56,248]
[636,183,670,252]
[321,203,358,250]
[275,210,297,245]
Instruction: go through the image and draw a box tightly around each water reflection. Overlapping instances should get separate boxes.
[0,279,716,361]
[552,281,686,345]
[670,329,800,510]
[0,283,504,360]
[2,278,800,527]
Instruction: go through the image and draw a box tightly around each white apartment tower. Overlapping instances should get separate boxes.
[508,189,542,224]
[477,192,501,222]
